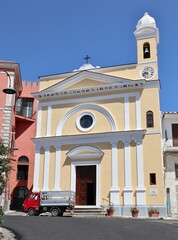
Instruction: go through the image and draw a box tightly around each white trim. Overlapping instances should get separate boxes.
[36,104,42,137]
[67,146,104,160]
[71,161,100,207]
[32,146,41,192]
[53,145,61,191]
[42,146,50,191]
[136,94,141,129]
[110,142,119,205]
[56,104,116,136]
[46,106,51,136]
[123,140,133,205]
[76,112,95,132]
[124,96,129,130]
[136,140,146,205]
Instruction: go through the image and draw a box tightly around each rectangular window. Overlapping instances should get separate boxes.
[172,124,178,147]
[175,164,178,179]
[150,173,156,185]
[16,98,34,118]
[17,165,28,180]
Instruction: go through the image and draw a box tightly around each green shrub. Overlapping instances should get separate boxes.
[0,207,4,225]
[0,140,11,225]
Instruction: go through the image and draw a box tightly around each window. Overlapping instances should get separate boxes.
[146,111,154,128]
[175,164,178,179]
[28,194,38,200]
[143,42,150,59]
[76,112,95,132]
[16,97,34,118]
[150,173,156,185]
[172,124,178,147]
[17,165,28,180]
[18,156,29,163]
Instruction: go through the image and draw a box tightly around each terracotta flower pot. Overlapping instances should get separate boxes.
[131,210,139,217]
[148,211,159,217]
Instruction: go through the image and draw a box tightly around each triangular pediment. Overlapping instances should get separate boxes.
[38,70,133,95]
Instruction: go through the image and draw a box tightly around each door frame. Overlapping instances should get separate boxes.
[71,161,100,208]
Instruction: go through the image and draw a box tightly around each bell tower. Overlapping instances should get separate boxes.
[134,12,159,66]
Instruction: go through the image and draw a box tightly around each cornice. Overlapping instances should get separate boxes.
[33,80,146,100]
[32,129,146,146]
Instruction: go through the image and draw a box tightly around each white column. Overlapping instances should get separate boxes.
[53,144,61,191]
[136,94,141,129]
[46,106,52,136]
[42,145,50,191]
[32,145,41,192]
[36,104,42,137]
[123,140,133,205]
[136,139,146,205]
[110,141,119,205]
[124,96,129,130]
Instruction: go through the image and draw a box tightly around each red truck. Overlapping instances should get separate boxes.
[23,191,75,217]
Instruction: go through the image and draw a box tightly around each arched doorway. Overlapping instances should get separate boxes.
[12,186,29,210]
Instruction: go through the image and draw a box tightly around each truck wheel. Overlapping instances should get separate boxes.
[51,208,60,217]
[28,208,35,216]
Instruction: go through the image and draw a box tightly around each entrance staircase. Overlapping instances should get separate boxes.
[64,207,107,217]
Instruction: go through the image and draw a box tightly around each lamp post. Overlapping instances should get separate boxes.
[0,70,16,94]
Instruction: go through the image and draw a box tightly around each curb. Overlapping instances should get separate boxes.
[0,227,16,240]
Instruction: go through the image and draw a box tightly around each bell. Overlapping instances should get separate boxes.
[144,47,149,53]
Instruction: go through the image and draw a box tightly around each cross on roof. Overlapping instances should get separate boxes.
[84,54,90,64]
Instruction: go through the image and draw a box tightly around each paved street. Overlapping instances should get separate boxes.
[2,215,178,240]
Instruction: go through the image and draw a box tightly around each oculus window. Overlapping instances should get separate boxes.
[76,112,95,132]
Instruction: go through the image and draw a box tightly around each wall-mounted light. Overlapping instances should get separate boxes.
[0,70,16,94]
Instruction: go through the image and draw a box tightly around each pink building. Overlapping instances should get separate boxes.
[10,81,39,210]
[0,60,39,210]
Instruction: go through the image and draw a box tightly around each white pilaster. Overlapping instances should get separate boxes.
[136,139,146,205]
[36,104,42,137]
[124,96,129,130]
[42,145,50,191]
[32,145,41,192]
[110,141,119,205]
[53,144,61,191]
[136,94,141,129]
[123,140,133,205]
[46,106,52,136]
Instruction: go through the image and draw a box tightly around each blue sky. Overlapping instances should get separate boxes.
[0,0,177,111]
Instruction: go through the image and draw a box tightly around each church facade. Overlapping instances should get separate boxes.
[32,13,166,217]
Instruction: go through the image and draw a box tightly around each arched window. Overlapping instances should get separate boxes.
[18,156,29,163]
[17,156,29,181]
[146,111,154,128]
[143,43,150,59]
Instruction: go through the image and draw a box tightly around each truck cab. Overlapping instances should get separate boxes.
[23,192,40,216]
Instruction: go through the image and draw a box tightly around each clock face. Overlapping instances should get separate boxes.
[141,66,155,80]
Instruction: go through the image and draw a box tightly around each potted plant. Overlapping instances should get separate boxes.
[107,205,115,217]
[148,208,159,217]
[130,206,139,217]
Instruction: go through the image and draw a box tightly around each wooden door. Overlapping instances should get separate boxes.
[76,165,96,205]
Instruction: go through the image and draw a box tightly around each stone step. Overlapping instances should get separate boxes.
[65,208,107,217]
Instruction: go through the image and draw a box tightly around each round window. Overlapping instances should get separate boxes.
[76,112,95,132]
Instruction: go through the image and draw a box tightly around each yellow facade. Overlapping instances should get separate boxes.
[32,13,166,217]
